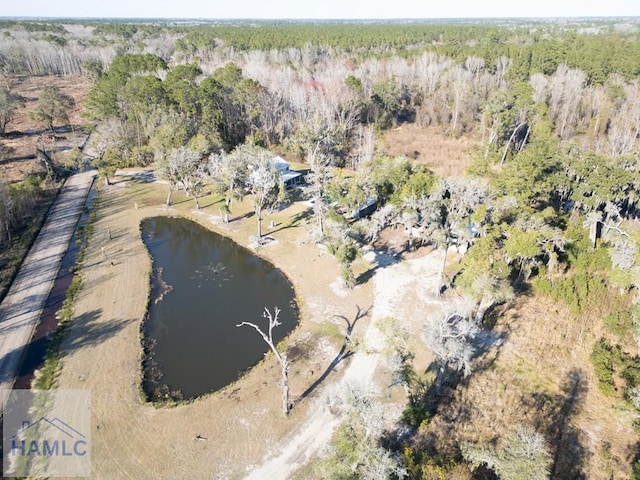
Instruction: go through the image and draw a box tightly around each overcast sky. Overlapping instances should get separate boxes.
[1,0,639,20]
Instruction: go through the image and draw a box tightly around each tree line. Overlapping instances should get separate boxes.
[2,19,640,82]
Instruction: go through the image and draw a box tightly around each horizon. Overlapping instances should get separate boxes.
[2,0,639,22]
[2,15,639,22]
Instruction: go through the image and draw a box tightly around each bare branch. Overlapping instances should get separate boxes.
[237,307,290,414]
[236,321,272,347]
[600,220,630,238]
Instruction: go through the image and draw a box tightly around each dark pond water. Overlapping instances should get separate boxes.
[141,216,298,401]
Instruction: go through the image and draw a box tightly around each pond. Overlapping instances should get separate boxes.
[141,216,298,401]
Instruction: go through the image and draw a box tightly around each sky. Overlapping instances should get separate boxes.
[1,0,639,20]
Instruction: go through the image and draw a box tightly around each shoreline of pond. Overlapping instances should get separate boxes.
[138,215,300,404]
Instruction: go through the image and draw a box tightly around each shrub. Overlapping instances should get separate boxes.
[533,268,608,316]
[590,340,616,396]
[591,338,640,398]
[604,311,635,339]
[401,394,431,428]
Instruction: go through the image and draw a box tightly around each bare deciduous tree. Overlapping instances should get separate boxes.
[462,425,551,480]
[607,80,640,157]
[0,76,25,136]
[365,204,400,243]
[494,56,511,86]
[548,64,586,139]
[423,311,479,396]
[237,307,290,415]
[351,124,375,171]
[530,73,549,104]
[469,271,515,322]
[158,146,206,209]
[316,381,407,480]
[419,177,487,296]
[445,65,472,136]
[241,146,285,240]
[88,117,133,186]
[296,118,347,239]
[208,151,248,223]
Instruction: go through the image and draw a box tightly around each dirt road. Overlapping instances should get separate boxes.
[0,171,95,398]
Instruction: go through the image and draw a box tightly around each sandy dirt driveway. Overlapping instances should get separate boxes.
[242,249,460,479]
[0,171,95,400]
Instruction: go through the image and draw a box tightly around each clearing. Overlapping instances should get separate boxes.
[1,75,94,183]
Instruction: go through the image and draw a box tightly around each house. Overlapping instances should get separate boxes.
[273,156,290,171]
[273,156,304,188]
[352,197,377,219]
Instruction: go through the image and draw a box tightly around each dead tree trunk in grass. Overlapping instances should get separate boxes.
[219,204,230,223]
[237,307,290,415]
[166,182,176,207]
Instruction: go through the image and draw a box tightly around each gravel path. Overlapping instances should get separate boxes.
[0,171,95,399]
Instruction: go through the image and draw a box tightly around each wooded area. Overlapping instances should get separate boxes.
[1,17,639,479]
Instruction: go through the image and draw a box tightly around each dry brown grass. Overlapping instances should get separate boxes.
[376,124,638,475]
[380,123,481,178]
[1,75,94,182]
[0,76,94,301]
[418,295,638,479]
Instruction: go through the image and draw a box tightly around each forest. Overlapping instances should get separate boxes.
[0,17,640,479]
